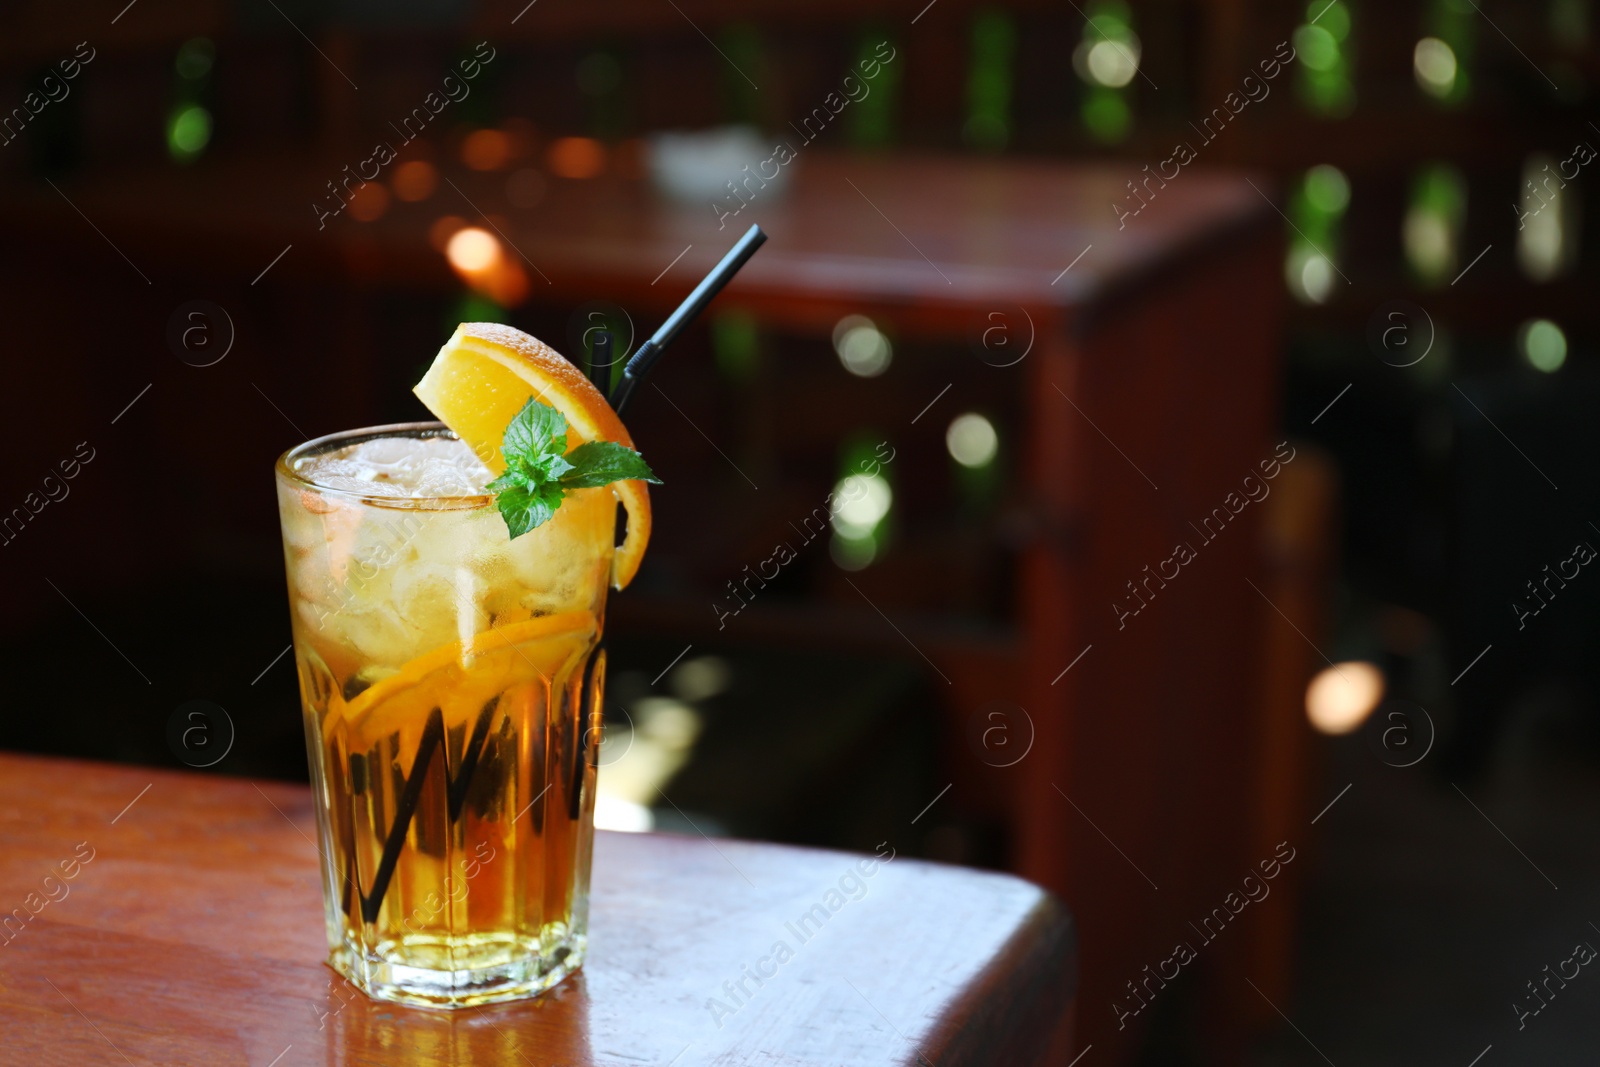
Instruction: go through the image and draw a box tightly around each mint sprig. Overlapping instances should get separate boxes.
[487,396,661,539]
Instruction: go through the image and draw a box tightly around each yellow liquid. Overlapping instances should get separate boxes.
[278,430,613,1008]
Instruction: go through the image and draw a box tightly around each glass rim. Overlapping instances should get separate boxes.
[275,420,495,508]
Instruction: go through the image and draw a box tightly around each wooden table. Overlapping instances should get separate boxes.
[0,753,1076,1065]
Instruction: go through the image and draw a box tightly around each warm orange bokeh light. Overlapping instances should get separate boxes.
[546,136,605,179]
[461,129,513,171]
[443,226,529,307]
[446,227,501,272]
[428,215,467,252]
[347,181,389,222]
[1305,661,1386,735]
[392,160,439,202]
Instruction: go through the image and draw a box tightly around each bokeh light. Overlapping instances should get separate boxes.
[594,695,705,833]
[1403,164,1467,286]
[1084,37,1141,88]
[1291,251,1335,305]
[593,794,653,832]
[547,137,605,179]
[443,226,528,306]
[1285,164,1349,304]
[1517,154,1573,283]
[1404,213,1452,277]
[346,181,390,222]
[830,470,893,571]
[391,160,438,202]
[1073,3,1140,143]
[832,474,893,538]
[166,105,211,162]
[832,315,893,377]
[446,227,501,272]
[1293,24,1340,72]
[1520,319,1568,372]
[1413,37,1459,98]
[1304,164,1351,214]
[670,656,732,702]
[428,215,467,252]
[1305,661,1386,734]
[946,413,999,468]
[462,129,513,171]
[1293,1,1355,116]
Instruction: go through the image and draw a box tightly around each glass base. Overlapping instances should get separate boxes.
[329,928,586,1009]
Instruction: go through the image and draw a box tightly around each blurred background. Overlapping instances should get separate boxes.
[3,0,1599,1063]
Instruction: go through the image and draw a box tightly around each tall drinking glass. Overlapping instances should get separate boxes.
[275,422,610,1008]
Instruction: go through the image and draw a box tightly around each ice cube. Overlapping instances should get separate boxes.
[295,435,492,499]
[413,456,490,498]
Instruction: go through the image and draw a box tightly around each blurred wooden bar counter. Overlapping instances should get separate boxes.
[0,752,1076,1065]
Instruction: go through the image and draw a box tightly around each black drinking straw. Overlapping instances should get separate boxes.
[360,708,445,924]
[360,702,498,925]
[608,224,767,416]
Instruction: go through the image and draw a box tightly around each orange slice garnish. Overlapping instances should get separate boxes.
[413,322,652,589]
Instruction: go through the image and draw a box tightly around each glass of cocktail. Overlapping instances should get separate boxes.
[275,324,656,1008]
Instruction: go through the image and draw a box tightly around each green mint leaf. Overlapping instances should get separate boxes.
[559,441,662,489]
[491,397,576,539]
[490,397,658,540]
[501,396,568,468]
[523,449,576,484]
[485,470,524,495]
[495,481,566,540]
